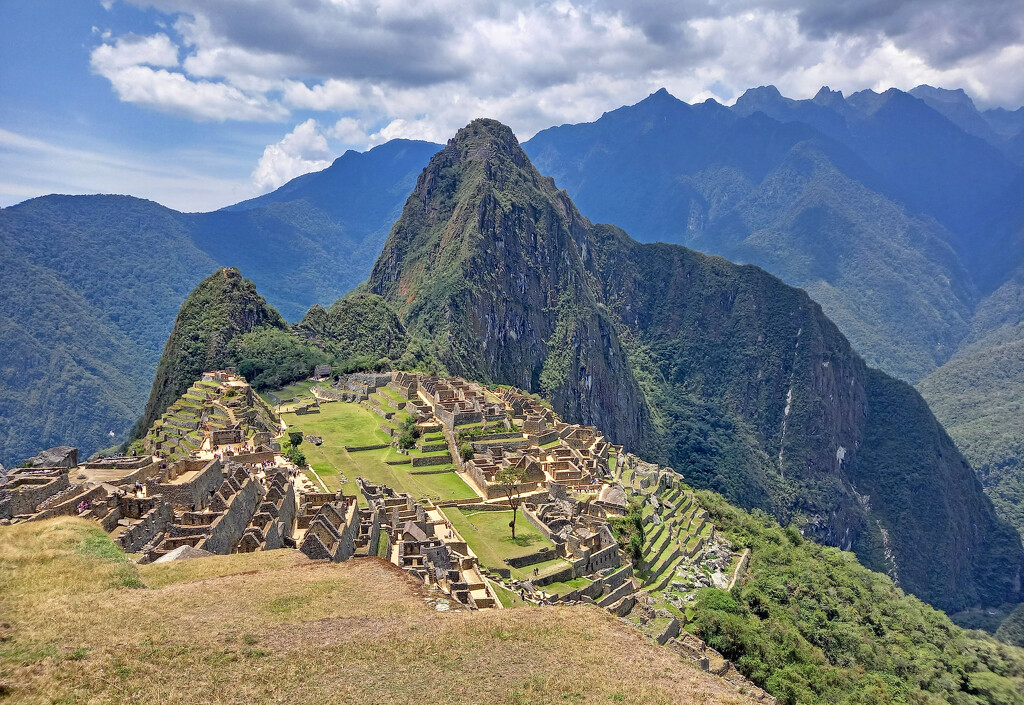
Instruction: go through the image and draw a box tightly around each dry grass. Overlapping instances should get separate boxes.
[0,518,754,704]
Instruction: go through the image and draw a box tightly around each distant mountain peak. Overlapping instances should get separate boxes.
[733,84,791,113]
[812,85,846,108]
[910,84,975,107]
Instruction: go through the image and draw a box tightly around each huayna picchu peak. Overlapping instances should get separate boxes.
[365,118,1022,613]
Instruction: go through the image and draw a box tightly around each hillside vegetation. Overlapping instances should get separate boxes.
[918,272,1024,534]
[0,140,437,465]
[697,491,1024,704]
[0,518,757,705]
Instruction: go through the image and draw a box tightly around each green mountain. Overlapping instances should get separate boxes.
[919,267,1024,535]
[139,267,291,434]
[524,88,983,382]
[365,119,1022,613]
[0,140,438,465]
[293,292,409,367]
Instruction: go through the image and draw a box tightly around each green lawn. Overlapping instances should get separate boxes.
[283,401,477,504]
[545,576,593,595]
[444,507,563,574]
[377,386,408,406]
[282,401,391,448]
[491,582,527,608]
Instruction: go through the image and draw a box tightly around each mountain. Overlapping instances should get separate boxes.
[919,263,1024,536]
[0,139,438,465]
[731,85,1021,282]
[139,267,289,433]
[524,88,978,382]
[293,292,410,366]
[366,118,1022,612]
[367,121,651,448]
[908,85,1004,147]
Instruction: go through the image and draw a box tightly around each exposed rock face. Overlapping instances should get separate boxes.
[368,119,652,450]
[139,268,287,434]
[20,446,78,469]
[367,119,1022,612]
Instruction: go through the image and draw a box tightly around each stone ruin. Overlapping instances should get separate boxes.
[0,441,299,563]
[358,478,497,609]
[298,491,361,562]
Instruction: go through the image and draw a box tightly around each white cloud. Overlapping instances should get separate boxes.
[327,117,370,144]
[250,119,333,192]
[96,1,1021,140]
[66,0,1024,208]
[90,33,287,121]
[90,32,179,71]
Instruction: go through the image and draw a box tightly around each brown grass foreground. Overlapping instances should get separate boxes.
[0,518,754,705]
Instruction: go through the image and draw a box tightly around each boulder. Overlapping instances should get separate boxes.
[153,545,214,563]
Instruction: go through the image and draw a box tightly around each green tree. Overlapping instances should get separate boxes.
[494,466,528,539]
[288,431,304,447]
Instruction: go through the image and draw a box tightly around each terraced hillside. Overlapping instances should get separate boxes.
[599,459,736,626]
[142,376,278,462]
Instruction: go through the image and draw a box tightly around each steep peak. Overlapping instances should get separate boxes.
[909,84,976,109]
[846,87,917,115]
[640,87,684,105]
[812,85,846,109]
[446,118,528,167]
[732,85,793,116]
[137,267,287,434]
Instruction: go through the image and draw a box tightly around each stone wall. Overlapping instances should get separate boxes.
[505,548,558,568]
[119,499,174,554]
[228,450,276,465]
[201,477,263,554]
[0,470,69,519]
[410,453,453,467]
[152,458,223,510]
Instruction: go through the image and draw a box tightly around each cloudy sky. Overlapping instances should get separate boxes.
[2,0,1022,212]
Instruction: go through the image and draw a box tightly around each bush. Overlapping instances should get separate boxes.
[459,442,474,461]
[285,445,306,467]
[288,431,303,447]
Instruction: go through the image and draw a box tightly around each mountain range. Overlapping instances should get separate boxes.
[139,118,1021,618]
[2,84,1023,598]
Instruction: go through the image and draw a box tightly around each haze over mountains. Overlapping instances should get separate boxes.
[1,82,1022,542]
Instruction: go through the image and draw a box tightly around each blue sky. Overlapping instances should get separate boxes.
[2,0,1022,212]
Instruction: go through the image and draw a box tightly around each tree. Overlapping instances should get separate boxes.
[494,466,528,539]
[459,442,474,461]
[288,431,304,447]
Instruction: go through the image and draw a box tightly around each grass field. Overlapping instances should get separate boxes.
[0,518,754,705]
[260,380,317,408]
[282,401,476,504]
[444,507,573,581]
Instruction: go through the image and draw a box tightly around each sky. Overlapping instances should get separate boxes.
[2,0,1022,212]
